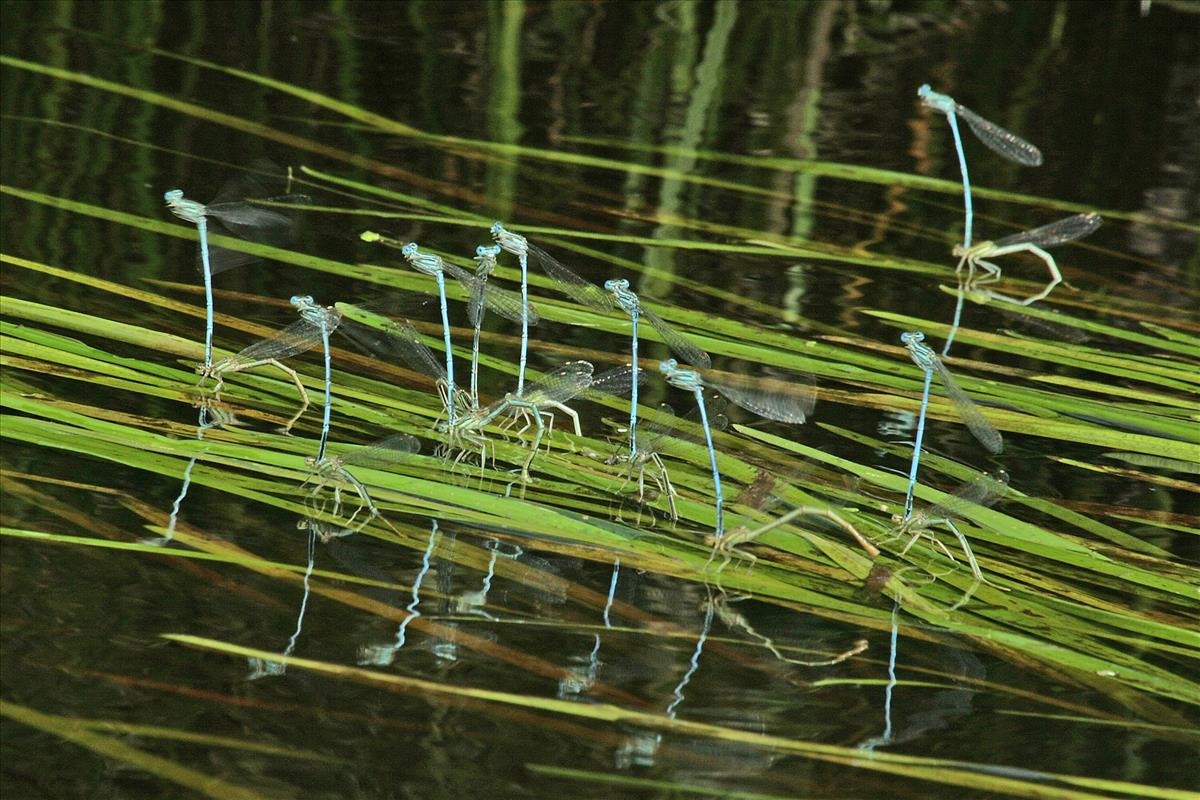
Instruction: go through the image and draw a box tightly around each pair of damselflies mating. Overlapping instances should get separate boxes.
[292,321,430,529]
[193,294,339,461]
[164,173,336,458]
[194,290,452,470]
[658,358,819,543]
[899,330,1003,521]
[890,470,1009,585]
[919,85,1103,353]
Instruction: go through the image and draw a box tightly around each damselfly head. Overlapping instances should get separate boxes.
[900,331,924,346]
[163,189,184,203]
[604,278,629,291]
[401,242,419,258]
[475,244,500,259]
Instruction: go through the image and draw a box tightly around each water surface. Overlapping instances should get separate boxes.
[2,2,1197,798]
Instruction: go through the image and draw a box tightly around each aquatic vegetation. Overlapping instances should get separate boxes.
[2,17,1197,800]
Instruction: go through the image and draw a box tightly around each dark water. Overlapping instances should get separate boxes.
[2,2,1198,798]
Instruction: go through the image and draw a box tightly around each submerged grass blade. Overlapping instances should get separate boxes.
[0,700,270,800]
[163,635,1192,799]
